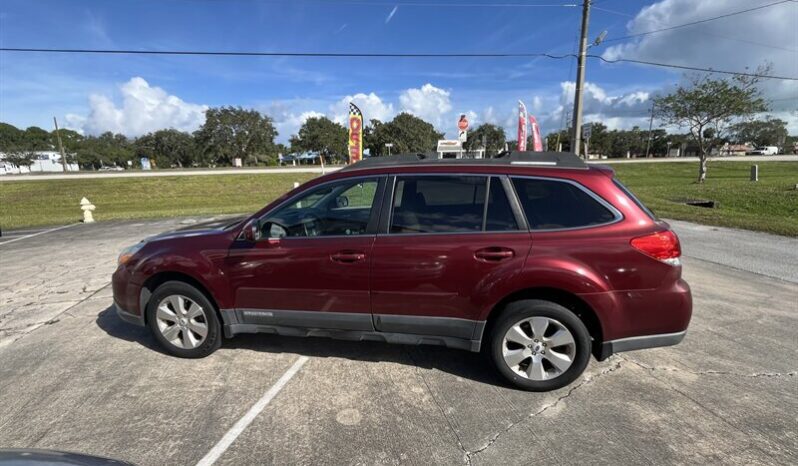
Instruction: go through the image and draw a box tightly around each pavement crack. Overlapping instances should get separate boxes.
[404,349,472,465]
[619,355,796,379]
[465,357,624,464]
[0,283,110,347]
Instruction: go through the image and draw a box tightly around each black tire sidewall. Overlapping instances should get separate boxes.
[146,281,222,358]
[490,299,591,391]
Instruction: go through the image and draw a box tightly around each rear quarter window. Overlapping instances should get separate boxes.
[511,177,619,230]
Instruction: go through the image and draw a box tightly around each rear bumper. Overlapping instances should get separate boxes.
[597,330,686,360]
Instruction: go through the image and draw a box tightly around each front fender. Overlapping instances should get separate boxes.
[130,239,233,311]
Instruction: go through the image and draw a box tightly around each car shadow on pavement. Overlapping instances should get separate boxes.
[96,306,506,387]
[96,306,170,356]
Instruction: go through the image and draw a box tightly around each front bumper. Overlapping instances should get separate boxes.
[597,330,686,360]
[115,300,145,326]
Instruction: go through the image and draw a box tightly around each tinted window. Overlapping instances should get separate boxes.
[512,178,617,230]
[485,178,519,231]
[391,176,486,233]
[263,178,378,238]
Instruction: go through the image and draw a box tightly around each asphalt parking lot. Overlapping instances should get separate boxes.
[0,219,796,465]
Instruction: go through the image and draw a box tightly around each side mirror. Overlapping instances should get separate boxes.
[336,195,349,208]
[241,219,261,242]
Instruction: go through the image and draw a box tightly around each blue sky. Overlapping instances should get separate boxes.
[1,0,796,141]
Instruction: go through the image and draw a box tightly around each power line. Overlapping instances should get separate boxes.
[181,0,578,6]
[604,0,795,43]
[590,55,798,81]
[2,47,796,80]
[0,47,575,58]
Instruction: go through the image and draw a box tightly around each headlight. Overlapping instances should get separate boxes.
[118,242,146,265]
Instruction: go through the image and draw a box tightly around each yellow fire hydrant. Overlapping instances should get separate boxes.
[80,197,95,223]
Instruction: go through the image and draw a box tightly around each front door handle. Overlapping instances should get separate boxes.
[331,250,366,263]
[474,248,515,262]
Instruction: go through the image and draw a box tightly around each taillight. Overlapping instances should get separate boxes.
[631,230,681,265]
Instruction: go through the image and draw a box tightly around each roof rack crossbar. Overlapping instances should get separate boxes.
[340,151,586,171]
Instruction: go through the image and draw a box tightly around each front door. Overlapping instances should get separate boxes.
[226,176,384,331]
[370,175,531,339]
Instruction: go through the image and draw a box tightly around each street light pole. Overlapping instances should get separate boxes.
[571,0,591,158]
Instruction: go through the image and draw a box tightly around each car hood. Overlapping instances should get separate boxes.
[145,215,247,243]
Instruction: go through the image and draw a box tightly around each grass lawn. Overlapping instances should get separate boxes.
[613,161,798,237]
[0,173,317,230]
[1,161,796,236]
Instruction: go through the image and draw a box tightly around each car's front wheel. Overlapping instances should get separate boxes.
[489,299,591,391]
[146,281,222,358]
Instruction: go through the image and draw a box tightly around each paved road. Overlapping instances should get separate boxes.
[0,219,795,465]
[0,166,337,182]
[2,155,794,182]
[590,155,798,164]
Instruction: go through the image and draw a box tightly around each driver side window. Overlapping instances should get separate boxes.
[261,178,379,238]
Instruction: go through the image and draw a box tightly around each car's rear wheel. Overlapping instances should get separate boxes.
[489,299,591,391]
[146,281,222,358]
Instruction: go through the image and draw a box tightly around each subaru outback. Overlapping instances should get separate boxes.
[113,152,691,391]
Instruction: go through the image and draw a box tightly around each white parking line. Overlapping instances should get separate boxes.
[195,356,309,466]
[0,223,78,246]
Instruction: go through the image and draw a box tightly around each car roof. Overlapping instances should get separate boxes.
[340,151,589,173]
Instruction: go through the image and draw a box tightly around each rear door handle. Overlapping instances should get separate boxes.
[331,251,366,263]
[474,248,515,262]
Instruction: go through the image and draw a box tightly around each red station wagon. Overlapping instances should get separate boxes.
[113,152,692,391]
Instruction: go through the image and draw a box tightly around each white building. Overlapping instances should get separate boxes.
[0,151,79,175]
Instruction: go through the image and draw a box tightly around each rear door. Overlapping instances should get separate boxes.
[370,174,531,340]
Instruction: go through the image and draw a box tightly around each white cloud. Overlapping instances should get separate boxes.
[399,83,453,129]
[79,77,208,136]
[602,0,798,130]
[385,6,399,24]
[330,92,395,125]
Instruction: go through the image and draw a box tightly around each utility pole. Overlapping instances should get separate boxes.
[571,0,591,158]
[644,103,655,158]
[53,116,68,172]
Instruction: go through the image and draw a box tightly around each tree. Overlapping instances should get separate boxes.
[654,69,768,182]
[0,123,23,152]
[365,113,443,156]
[195,106,278,166]
[75,132,135,169]
[135,129,197,168]
[730,118,788,148]
[291,117,347,163]
[465,123,506,156]
[23,126,53,151]
[2,149,36,168]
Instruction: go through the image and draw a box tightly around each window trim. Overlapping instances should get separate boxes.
[509,175,624,232]
[380,173,526,237]
[255,175,387,240]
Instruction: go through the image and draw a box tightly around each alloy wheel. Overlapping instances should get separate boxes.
[502,316,576,381]
[155,294,208,349]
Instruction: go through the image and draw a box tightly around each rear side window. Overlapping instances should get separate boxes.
[511,178,618,230]
[391,175,486,233]
[613,179,657,220]
[485,178,518,231]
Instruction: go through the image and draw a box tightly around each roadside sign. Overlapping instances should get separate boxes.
[458,130,467,142]
[581,123,592,140]
[458,114,469,131]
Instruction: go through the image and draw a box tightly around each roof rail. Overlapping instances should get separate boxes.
[341,151,586,171]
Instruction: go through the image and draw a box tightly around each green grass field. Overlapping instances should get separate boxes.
[0,173,316,230]
[613,161,798,236]
[1,161,796,236]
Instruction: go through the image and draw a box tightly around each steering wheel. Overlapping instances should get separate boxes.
[300,212,323,237]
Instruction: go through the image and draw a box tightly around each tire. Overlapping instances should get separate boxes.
[489,299,591,391]
[146,281,222,358]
